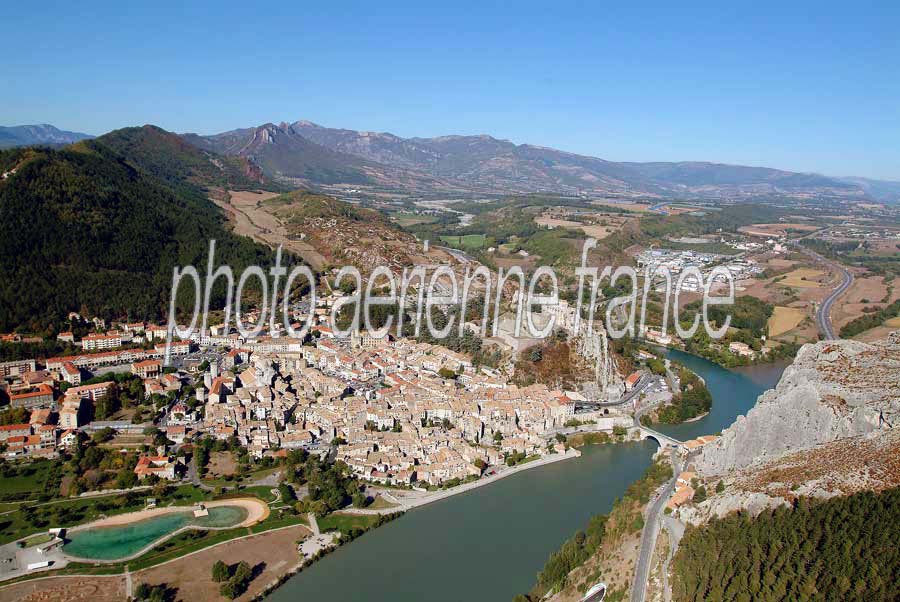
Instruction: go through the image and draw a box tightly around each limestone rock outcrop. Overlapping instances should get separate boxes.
[695,333,900,476]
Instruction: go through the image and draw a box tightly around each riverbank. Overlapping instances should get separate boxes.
[517,454,676,602]
[517,350,788,602]
[682,411,709,423]
[266,441,659,602]
[347,448,582,515]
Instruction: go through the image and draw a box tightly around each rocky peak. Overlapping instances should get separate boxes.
[695,333,900,476]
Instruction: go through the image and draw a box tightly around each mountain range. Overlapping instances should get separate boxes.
[4,121,899,202]
[0,124,93,148]
[183,120,886,201]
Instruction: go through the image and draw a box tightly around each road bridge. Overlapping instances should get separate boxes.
[636,427,682,448]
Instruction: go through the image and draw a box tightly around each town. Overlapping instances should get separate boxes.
[1,296,649,491]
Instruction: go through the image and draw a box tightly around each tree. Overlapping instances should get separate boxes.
[693,485,707,504]
[219,581,238,600]
[438,367,456,379]
[92,427,116,443]
[134,583,151,600]
[212,559,230,582]
[715,480,726,494]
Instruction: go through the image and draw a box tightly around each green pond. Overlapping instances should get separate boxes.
[63,505,247,560]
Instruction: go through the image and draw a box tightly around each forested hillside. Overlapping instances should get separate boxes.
[0,142,275,332]
[96,125,276,193]
[672,487,900,602]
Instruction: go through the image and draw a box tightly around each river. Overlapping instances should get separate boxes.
[267,354,787,602]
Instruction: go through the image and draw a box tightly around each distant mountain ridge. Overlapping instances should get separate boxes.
[187,119,873,200]
[0,124,93,148]
[837,176,900,204]
[182,123,376,186]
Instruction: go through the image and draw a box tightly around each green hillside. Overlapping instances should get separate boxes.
[0,142,275,332]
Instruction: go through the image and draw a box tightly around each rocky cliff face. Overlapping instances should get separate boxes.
[695,332,900,476]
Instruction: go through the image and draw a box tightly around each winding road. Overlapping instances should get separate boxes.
[631,450,681,602]
[793,243,854,339]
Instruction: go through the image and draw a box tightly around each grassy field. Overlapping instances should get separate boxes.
[367,495,398,510]
[1,461,57,498]
[768,306,806,336]
[317,512,381,536]
[440,233,491,250]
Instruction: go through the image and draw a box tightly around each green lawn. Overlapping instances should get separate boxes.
[1,461,56,499]
[23,532,54,547]
[440,234,492,250]
[317,512,381,536]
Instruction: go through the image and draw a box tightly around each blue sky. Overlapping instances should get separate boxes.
[2,1,898,179]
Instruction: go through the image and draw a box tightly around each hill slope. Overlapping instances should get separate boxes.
[97,125,275,193]
[0,142,274,331]
[215,189,457,273]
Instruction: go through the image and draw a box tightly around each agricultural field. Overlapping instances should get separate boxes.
[767,306,807,337]
[777,268,826,288]
[884,316,900,327]
[589,200,653,212]
[534,211,631,240]
[391,212,440,227]
[832,274,900,333]
[738,222,821,237]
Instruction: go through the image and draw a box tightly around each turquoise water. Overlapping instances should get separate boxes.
[266,352,786,602]
[63,505,247,560]
[656,349,788,441]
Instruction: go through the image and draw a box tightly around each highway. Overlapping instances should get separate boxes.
[816,258,853,340]
[793,243,854,339]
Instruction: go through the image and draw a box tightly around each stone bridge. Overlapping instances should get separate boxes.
[636,427,682,448]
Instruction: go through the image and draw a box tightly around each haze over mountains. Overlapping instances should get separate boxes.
[3,121,899,202]
[183,120,889,201]
[0,124,93,148]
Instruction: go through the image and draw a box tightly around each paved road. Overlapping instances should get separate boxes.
[792,243,853,340]
[631,451,681,602]
[435,245,475,265]
[816,259,853,340]
[579,375,654,409]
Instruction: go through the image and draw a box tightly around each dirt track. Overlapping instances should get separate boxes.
[213,190,327,270]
